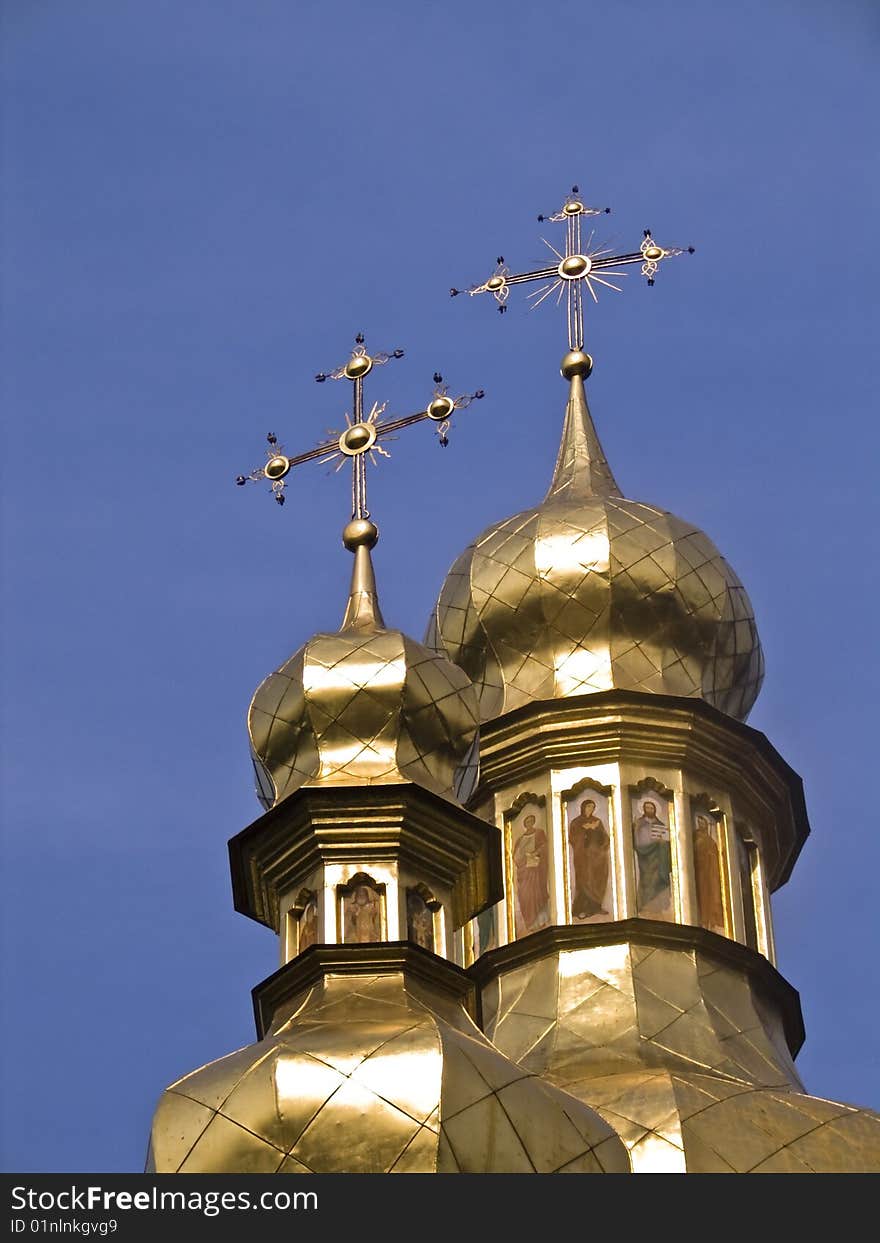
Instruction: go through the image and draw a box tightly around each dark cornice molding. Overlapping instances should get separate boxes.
[251,941,476,1039]
[228,782,503,932]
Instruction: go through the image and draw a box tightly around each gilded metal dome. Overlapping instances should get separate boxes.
[427,365,763,723]
[249,520,480,808]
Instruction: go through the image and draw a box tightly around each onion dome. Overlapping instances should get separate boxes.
[148,954,630,1174]
[249,518,480,809]
[427,351,763,723]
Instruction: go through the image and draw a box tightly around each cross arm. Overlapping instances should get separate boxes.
[453,264,559,301]
[375,387,485,441]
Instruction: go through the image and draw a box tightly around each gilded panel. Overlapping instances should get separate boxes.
[274,1052,348,1141]
[448,1028,532,1094]
[681,1094,790,1172]
[168,1044,269,1112]
[554,994,640,1070]
[222,1052,296,1150]
[441,1094,535,1172]
[291,1077,421,1173]
[646,1008,728,1073]
[279,1017,412,1076]
[631,946,701,1015]
[493,1076,610,1173]
[510,953,562,1024]
[177,1114,285,1174]
[436,1038,496,1119]
[276,1155,312,1174]
[690,795,728,937]
[556,1150,605,1172]
[491,1012,558,1065]
[575,1071,680,1136]
[774,1110,880,1173]
[348,1021,443,1123]
[628,1130,686,1174]
[388,1124,439,1173]
[149,1092,215,1170]
[435,1131,461,1173]
[493,959,548,1025]
[559,943,635,997]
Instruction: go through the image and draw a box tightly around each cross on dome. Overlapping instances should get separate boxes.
[451,185,694,354]
[235,334,484,513]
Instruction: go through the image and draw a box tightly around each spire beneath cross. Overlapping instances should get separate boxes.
[235,334,484,513]
[450,185,694,353]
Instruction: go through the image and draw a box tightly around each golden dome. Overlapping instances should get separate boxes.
[249,520,480,808]
[427,368,763,723]
[148,956,630,1174]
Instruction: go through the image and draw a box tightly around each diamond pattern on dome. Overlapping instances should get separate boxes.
[428,376,763,722]
[149,972,630,1174]
[249,619,480,809]
[430,492,763,723]
[479,944,880,1172]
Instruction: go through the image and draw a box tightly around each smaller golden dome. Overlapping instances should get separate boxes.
[248,524,480,809]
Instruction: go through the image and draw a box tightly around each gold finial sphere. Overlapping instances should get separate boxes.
[264,454,291,480]
[344,354,373,380]
[644,244,663,261]
[343,518,379,550]
[559,254,591,279]
[560,350,593,379]
[563,199,584,215]
[427,395,455,422]
[339,423,377,456]
[486,275,505,292]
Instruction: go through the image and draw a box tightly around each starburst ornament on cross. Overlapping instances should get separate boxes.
[235,334,484,510]
[451,185,694,358]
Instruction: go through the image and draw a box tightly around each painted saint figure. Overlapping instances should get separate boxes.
[406,888,435,952]
[343,882,382,943]
[512,812,549,936]
[633,798,673,918]
[298,894,318,952]
[693,813,725,934]
[568,798,611,919]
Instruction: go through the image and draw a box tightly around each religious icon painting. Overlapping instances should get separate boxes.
[630,781,675,921]
[287,887,319,957]
[339,874,385,944]
[563,779,614,923]
[504,793,551,940]
[690,798,728,937]
[296,890,319,953]
[406,886,436,953]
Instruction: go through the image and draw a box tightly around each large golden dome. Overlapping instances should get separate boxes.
[250,520,480,808]
[427,356,763,723]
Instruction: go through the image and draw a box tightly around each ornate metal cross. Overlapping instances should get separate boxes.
[236,334,484,509]
[451,185,694,352]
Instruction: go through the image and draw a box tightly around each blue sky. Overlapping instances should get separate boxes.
[1,0,878,1171]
